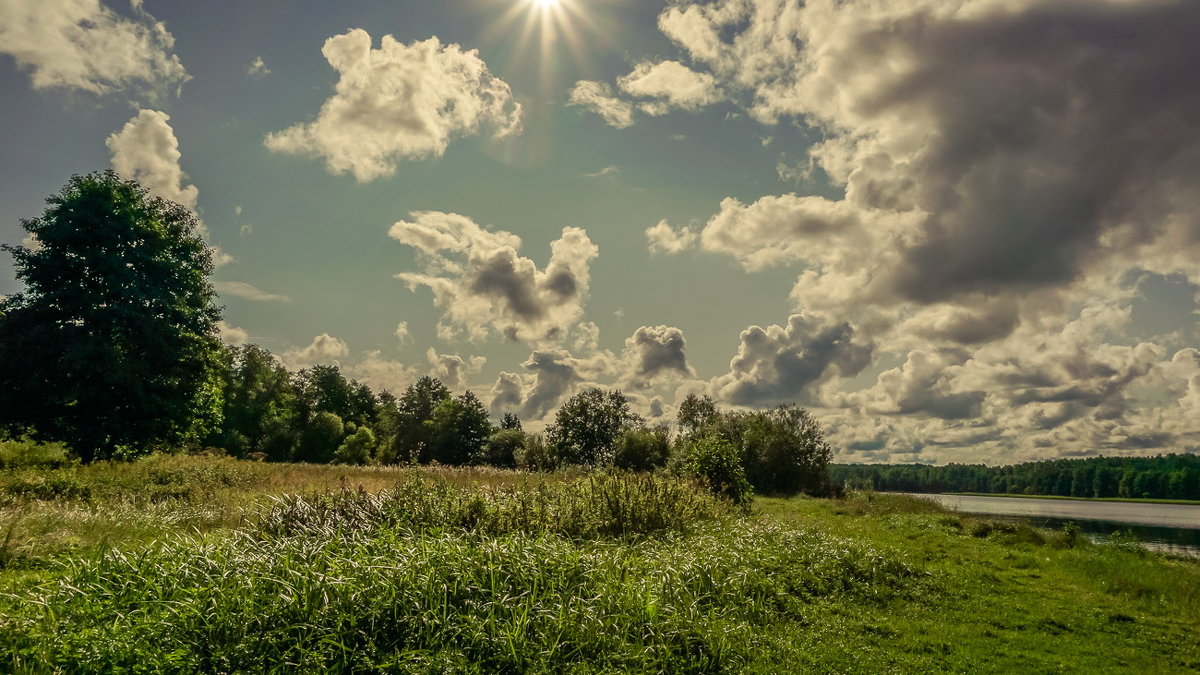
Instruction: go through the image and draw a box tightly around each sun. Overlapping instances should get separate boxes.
[535,0,560,8]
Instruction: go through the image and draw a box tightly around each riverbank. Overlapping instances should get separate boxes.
[2,457,1198,671]
[947,491,1200,506]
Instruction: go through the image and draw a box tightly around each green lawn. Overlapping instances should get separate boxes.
[2,456,1197,672]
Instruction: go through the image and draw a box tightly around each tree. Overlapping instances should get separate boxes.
[393,376,450,462]
[613,426,670,472]
[211,344,296,457]
[426,391,492,465]
[676,393,717,436]
[0,171,222,462]
[740,405,833,495]
[481,428,525,468]
[547,388,642,466]
[501,412,522,431]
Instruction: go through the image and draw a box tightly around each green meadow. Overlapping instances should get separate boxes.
[1,450,1197,673]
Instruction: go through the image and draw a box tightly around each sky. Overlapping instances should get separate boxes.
[2,0,1199,465]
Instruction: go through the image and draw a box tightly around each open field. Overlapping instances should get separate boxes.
[2,455,1198,672]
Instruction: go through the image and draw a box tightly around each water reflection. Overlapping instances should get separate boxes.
[904,493,1200,557]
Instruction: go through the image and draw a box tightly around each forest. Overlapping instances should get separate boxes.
[831,454,1200,501]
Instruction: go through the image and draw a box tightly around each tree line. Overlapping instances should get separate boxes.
[831,454,1200,500]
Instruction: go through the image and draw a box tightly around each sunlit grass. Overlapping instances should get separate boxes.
[1,456,1197,672]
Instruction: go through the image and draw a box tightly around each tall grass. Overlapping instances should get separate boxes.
[258,472,726,541]
[1,521,919,673]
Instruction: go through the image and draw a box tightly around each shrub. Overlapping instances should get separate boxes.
[479,428,524,468]
[515,433,558,472]
[612,427,670,472]
[332,427,375,465]
[677,434,752,504]
[0,438,73,470]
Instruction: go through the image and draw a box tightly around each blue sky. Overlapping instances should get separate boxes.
[2,0,1199,464]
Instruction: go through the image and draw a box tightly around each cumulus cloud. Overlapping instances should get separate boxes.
[265,30,522,182]
[711,313,874,407]
[568,80,635,129]
[488,349,615,422]
[621,325,694,389]
[213,281,290,303]
[394,322,411,343]
[281,334,350,369]
[0,0,188,100]
[345,352,420,395]
[662,0,1200,311]
[106,109,234,267]
[426,348,486,391]
[391,211,599,345]
[634,0,1200,459]
[645,220,698,255]
[617,60,721,113]
[217,321,248,346]
[107,110,198,210]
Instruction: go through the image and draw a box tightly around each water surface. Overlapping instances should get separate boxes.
[904,493,1200,556]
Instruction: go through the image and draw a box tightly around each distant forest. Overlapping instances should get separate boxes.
[830,454,1200,501]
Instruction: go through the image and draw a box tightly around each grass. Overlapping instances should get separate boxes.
[1,452,1198,672]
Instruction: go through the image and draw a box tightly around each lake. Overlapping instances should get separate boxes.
[904,493,1200,556]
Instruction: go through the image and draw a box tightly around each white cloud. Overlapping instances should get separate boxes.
[645,220,698,255]
[0,0,188,100]
[282,333,349,369]
[246,56,270,78]
[394,322,411,343]
[106,109,234,267]
[582,166,620,179]
[264,30,522,182]
[426,348,486,391]
[617,60,721,113]
[711,312,874,407]
[213,281,290,303]
[217,320,249,346]
[488,348,616,422]
[568,80,635,129]
[107,110,198,210]
[621,325,694,389]
[391,211,599,345]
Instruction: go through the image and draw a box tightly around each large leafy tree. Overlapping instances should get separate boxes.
[0,171,222,461]
[547,388,642,466]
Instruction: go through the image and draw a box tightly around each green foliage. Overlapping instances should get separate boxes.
[500,412,522,431]
[547,388,642,466]
[332,426,375,466]
[426,392,492,465]
[481,428,525,468]
[209,344,295,458]
[515,433,558,472]
[0,171,223,462]
[677,434,752,504]
[393,376,451,463]
[740,405,833,495]
[0,438,73,470]
[830,453,1200,500]
[613,426,670,472]
[676,393,717,436]
[295,412,344,464]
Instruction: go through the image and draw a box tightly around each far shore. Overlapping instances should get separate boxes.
[910,491,1200,507]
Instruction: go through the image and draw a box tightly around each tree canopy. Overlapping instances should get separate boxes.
[0,171,222,461]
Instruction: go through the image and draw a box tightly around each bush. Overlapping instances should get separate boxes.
[515,433,558,472]
[0,438,73,470]
[677,434,752,505]
[612,427,670,472]
[479,429,524,468]
[332,427,375,466]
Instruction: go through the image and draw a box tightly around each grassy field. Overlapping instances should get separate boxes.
[1,450,1198,673]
